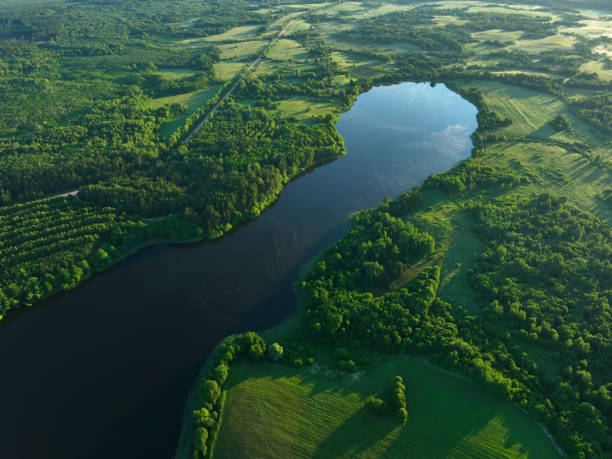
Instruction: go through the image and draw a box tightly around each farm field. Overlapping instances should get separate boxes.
[213,358,559,458]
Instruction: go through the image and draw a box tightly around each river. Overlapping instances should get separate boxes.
[0,82,477,458]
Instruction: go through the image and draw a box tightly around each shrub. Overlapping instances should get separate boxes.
[248,342,266,361]
[213,363,229,385]
[268,342,284,362]
[366,395,387,415]
[397,407,408,423]
[201,379,221,406]
[192,426,209,459]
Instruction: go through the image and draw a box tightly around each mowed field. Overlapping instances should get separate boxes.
[212,358,559,458]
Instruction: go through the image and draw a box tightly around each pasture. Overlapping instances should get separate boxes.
[212,357,559,458]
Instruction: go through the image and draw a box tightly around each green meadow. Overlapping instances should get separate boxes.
[213,358,560,458]
[146,86,220,139]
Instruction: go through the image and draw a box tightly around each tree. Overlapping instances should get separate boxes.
[201,379,220,407]
[213,363,229,385]
[248,342,266,361]
[268,342,284,362]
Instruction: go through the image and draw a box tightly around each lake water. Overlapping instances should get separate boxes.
[0,82,477,458]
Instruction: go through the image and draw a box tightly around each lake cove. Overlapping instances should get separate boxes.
[0,83,477,458]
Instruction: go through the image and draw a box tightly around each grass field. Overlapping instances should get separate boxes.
[218,40,267,60]
[471,29,523,43]
[469,81,604,145]
[284,19,311,35]
[153,68,195,80]
[566,18,612,39]
[479,141,612,224]
[434,15,468,26]
[267,39,309,61]
[511,34,576,53]
[214,62,246,81]
[437,212,484,314]
[145,85,220,138]
[580,60,612,81]
[204,25,263,43]
[213,358,559,458]
[276,97,337,119]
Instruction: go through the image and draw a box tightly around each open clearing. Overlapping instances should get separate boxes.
[469,81,603,145]
[267,39,309,61]
[580,60,612,81]
[213,358,559,458]
[203,25,263,43]
[276,96,336,119]
[145,85,220,138]
[217,40,267,60]
[479,141,612,224]
[154,68,195,80]
[510,34,576,53]
[214,62,246,81]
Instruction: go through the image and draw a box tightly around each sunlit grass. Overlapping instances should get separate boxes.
[213,358,559,458]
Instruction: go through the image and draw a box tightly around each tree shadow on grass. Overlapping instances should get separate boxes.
[381,410,543,459]
[224,361,554,458]
[311,405,398,459]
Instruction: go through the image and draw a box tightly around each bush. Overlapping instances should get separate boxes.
[248,342,266,361]
[268,342,284,362]
[213,363,229,385]
[193,407,216,429]
[397,407,408,423]
[201,379,221,406]
[192,426,209,459]
[366,395,387,415]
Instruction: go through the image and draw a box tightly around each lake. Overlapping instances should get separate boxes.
[0,82,477,458]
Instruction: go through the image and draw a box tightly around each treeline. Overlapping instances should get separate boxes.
[567,92,612,135]
[189,332,272,458]
[458,11,556,39]
[82,102,345,235]
[0,197,202,317]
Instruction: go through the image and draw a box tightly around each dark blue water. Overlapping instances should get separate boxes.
[0,83,477,459]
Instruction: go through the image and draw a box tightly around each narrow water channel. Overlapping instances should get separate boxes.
[0,83,477,459]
